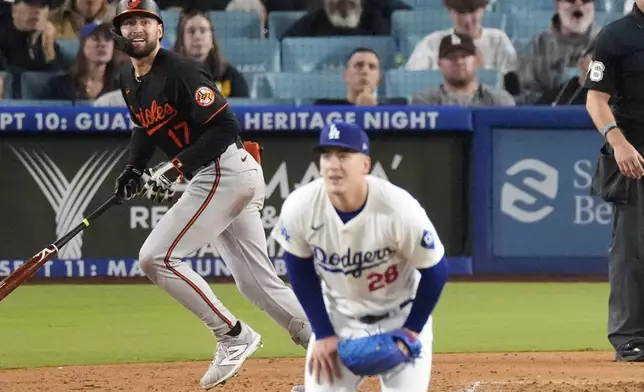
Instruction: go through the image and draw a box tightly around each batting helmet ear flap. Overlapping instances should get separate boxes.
[110,26,133,53]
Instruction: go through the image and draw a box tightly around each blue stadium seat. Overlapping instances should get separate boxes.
[267,11,307,39]
[391,9,507,38]
[257,72,346,99]
[403,0,442,8]
[0,71,13,99]
[478,69,502,88]
[227,97,296,106]
[219,38,280,72]
[399,34,425,63]
[281,36,397,72]
[161,9,181,32]
[209,11,263,39]
[384,70,443,98]
[56,39,80,61]
[595,11,623,27]
[21,71,65,99]
[0,99,73,106]
[506,9,552,39]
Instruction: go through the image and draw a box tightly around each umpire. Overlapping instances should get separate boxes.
[586,0,644,362]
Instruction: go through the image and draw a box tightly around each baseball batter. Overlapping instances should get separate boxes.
[109,1,311,389]
[271,121,449,391]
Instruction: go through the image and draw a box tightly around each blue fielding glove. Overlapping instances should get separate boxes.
[336,329,422,376]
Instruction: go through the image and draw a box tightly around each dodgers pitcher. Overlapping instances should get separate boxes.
[271,122,449,391]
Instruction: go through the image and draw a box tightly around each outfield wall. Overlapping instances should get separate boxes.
[0,106,609,278]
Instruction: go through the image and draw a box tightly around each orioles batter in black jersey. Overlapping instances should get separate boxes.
[586,0,644,363]
[110,1,311,390]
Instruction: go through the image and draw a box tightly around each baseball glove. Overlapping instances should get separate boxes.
[336,329,422,376]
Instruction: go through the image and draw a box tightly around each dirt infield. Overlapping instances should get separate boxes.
[2,352,644,392]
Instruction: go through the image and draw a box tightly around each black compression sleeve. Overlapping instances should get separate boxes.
[127,127,157,171]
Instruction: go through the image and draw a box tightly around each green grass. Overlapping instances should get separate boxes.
[0,282,612,369]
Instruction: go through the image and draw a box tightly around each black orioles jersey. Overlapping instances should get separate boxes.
[584,5,644,144]
[120,49,240,176]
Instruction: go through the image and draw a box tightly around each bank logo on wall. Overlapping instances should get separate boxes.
[501,158,559,223]
[10,146,126,258]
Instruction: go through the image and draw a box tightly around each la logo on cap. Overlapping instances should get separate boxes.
[328,124,340,140]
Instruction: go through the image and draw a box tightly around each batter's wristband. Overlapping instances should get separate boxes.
[171,158,185,176]
[600,122,618,137]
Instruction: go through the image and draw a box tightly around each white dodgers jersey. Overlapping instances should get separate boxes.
[271,176,445,318]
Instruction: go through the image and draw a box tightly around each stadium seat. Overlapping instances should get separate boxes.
[0,99,73,106]
[161,9,180,32]
[267,11,307,39]
[21,71,65,99]
[56,39,80,62]
[384,70,443,98]
[281,36,397,72]
[0,71,13,99]
[399,34,425,63]
[227,97,296,106]
[403,0,442,8]
[496,0,618,12]
[257,72,346,99]
[219,38,280,72]
[391,9,507,38]
[209,11,263,39]
[595,11,623,27]
[478,69,503,88]
[505,9,552,39]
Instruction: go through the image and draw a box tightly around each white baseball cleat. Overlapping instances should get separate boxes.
[290,386,305,392]
[200,321,262,389]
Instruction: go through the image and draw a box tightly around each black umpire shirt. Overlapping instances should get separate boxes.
[119,49,240,177]
[584,4,644,145]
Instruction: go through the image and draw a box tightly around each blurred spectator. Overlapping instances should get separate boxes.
[518,0,600,103]
[625,0,634,14]
[225,0,266,33]
[535,40,594,106]
[93,88,124,106]
[172,9,249,97]
[315,47,406,106]
[49,0,115,39]
[406,0,517,77]
[411,33,515,106]
[282,0,410,38]
[40,22,117,100]
[0,0,65,73]
[0,73,4,99]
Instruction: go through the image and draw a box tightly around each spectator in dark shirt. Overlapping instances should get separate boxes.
[283,0,410,38]
[172,9,249,98]
[536,40,593,106]
[315,47,406,106]
[40,21,118,100]
[0,0,64,73]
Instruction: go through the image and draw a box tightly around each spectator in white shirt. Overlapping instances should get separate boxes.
[405,0,517,76]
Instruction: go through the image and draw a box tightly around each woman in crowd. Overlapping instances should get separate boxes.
[172,9,249,98]
[40,21,117,101]
[49,0,115,39]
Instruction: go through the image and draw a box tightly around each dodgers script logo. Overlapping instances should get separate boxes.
[11,146,126,259]
[501,158,558,223]
[312,246,395,277]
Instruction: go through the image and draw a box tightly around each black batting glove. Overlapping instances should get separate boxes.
[114,165,143,200]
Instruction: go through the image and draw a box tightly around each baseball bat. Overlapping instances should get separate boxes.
[0,194,122,302]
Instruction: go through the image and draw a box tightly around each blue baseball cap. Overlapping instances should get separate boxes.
[314,121,370,156]
[80,21,112,39]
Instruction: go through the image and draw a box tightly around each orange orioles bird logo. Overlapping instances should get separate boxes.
[194,86,215,107]
[127,0,142,8]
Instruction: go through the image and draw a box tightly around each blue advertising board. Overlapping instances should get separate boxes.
[492,129,610,257]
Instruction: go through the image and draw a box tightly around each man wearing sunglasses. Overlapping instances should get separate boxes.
[586,0,644,363]
[519,0,600,103]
